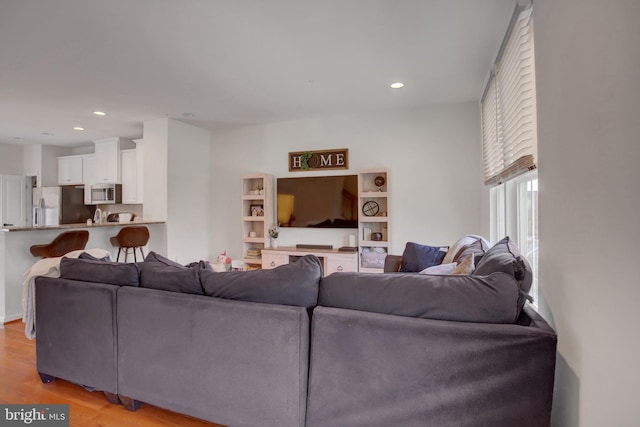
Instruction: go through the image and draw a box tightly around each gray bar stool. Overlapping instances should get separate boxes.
[109,226,150,262]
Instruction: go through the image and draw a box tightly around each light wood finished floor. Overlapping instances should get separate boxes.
[0,320,224,427]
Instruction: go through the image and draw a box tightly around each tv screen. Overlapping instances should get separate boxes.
[277,175,358,228]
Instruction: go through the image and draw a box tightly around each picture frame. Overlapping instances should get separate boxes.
[250,205,264,217]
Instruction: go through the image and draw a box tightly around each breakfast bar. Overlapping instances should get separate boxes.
[0,220,166,323]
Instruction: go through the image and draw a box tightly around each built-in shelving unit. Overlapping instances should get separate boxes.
[358,168,390,273]
[241,174,274,270]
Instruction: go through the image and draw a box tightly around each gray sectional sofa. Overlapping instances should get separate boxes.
[34,237,557,427]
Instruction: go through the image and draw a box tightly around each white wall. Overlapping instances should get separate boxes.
[534,1,640,426]
[167,120,211,263]
[209,103,488,260]
[142,118,211,263]
[0,143,23,175]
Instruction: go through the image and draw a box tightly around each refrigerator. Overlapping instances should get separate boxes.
[33,186,96,226]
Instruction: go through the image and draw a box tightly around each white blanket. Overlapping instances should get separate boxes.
[22,248,112,339]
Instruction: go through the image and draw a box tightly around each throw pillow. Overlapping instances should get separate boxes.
[399,242,448,272]
[140,251,205,295]
[441,235,491,265]
[419,262,458,275]
[451,254,475,275]
[474,236,533,312]
[200,255,322,309]
[59,257,140,287]
[453,238,489,265]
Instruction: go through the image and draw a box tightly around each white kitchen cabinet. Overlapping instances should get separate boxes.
[93,137,135,184]
[83,155,95,204]
[121,149,138,203]
[57,155,83,185]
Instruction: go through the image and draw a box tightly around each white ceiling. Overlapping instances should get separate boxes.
[0,0,514,147]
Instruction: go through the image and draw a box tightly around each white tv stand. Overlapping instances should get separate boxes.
[261,247,358,276]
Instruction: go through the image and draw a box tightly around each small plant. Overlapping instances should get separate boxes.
[256,184,263,191]
[268,223,280,239]
[300,152,313,170]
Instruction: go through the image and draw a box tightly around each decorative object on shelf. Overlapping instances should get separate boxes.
[289,148,349,171]
[362,200,380,216]
[268,223,280,248]
[257,184,264,195]
[371,232,383,241]
[250,205,264,216]
[374,175,386,189]
[212,251,232,272]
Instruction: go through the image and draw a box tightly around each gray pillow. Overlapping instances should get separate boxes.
[473,236,533,311]
[140,251,205,295]
[453,238,489,265]
[319,271,521,324]
[59,257,139,287]
[200,255,322,309]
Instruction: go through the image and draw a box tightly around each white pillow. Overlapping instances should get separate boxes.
[419,262,458,275]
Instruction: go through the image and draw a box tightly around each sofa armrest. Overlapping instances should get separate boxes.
[35,277,118,394]
[307,306,556,427]
[383,254,402,272]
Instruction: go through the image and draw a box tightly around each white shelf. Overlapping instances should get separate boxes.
[358,168,390,274]
[241,174,274,270]
[360,216,388,222]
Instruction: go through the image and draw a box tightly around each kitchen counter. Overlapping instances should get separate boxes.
[1,220,165,233]
[0,221,167,323]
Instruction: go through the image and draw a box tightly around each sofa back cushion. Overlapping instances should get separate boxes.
[59,257,140,287]
[139,251,206,295]
[474,236,533,311]
[200,255,322,309]
[319,271,521,323]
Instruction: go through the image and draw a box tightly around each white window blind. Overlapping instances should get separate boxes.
[481,6,537,187]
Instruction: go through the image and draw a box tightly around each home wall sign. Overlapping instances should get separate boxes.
[288,148,349,172]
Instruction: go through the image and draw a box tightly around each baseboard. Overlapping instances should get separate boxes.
[1,312,23,324]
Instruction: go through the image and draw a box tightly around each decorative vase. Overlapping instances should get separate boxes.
[271,238,278,248]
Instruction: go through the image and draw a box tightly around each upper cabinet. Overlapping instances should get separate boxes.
[57,155,84,185]
[93,137,135,184]
[120,139,143,204]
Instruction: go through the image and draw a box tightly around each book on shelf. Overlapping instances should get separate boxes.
[246,248,262,258]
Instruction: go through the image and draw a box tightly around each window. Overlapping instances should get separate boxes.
[482,3,539,305]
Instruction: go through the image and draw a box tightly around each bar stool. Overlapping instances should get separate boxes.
[30,230,89,258]
[110,226,150,262]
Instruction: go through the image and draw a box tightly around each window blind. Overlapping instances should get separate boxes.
[481,6,537,187]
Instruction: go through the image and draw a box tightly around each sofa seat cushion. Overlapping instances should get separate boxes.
[200,255,322,309]
[399,242,448,272]
[139,251,206,295]
[60,257,140,287]
[319,271,521,323]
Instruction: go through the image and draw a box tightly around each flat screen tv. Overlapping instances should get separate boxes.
[276,175,358,228]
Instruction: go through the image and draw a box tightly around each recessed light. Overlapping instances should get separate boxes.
[390,82,405,89]
[93,111,107,116]
[42,132,53,136]
[181,113,196,118]
[73,127,85,131]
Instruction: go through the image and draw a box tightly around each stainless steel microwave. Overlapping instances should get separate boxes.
[90,183,122,204]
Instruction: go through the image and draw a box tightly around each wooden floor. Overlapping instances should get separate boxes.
[0,320,224,427]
